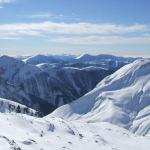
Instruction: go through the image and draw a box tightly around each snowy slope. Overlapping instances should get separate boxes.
[0,97,37,116]
[51,59,150,135]
[0,55,41,83]
[0,113,150,150]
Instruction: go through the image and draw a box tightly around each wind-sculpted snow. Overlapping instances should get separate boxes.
[51,59,150,136]
[0,113,150,150]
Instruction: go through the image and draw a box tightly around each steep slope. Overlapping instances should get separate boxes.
[0,55,41,82]
[36,63,113,106]
[51,59,150,135]
[0,56,56,115]
[0,55,115,115]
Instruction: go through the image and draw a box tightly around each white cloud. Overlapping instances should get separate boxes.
[0,21,150,45]
[23,12,80,21]
[0,29,42,41]
[27,13,53,19]
[0,0,15,4]
[0,21,149,35]
[50,35,150,45]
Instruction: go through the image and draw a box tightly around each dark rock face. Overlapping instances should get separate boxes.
[0,55,135,115]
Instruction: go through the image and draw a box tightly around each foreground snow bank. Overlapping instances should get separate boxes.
[0,113,150,150]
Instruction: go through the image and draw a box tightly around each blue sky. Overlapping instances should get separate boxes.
[0,0,150,57]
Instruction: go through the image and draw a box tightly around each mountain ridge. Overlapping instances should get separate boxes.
[51,59,150,135]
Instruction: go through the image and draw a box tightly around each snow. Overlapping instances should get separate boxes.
[0,55,41,83]
[75,54,136,66]
[0,97,37,116]
[0,55,114,112]
[0,113,150,150]
[23,54,64,65]
[0,59,150,149]
[51,59,150,135]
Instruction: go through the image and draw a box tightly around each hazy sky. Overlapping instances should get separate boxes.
[0,0,150,57]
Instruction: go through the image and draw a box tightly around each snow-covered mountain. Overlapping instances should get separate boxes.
[36,63,113,105]
[0,54,139,115]
[0,55,56,115]
[23,54,137,69]
[0,55,118,115]
[0,97,37,116]
[0,58,149,150]
[75,54,137,69]
[51,59,150,136]
[23,54,66,65]
[23,54,76,65]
